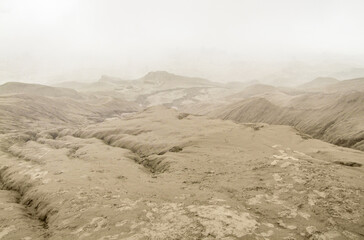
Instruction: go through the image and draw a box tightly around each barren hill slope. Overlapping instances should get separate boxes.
[0,83,141,132]
[298,77,339,90]
[214,97,287,123]
[212,92,364,151]
[136,71,218,88]
[0,82,83,99]
[0,107,363,239]
[54,72,237,108]
[325,77,364,92]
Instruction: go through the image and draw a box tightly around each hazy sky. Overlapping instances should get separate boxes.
[1,0,364,83]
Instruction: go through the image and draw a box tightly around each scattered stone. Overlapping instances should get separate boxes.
[177,113,189,120]
[334,161,362,167]
[169,146,183,152]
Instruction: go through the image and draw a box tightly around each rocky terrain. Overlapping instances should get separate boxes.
[0,82,140,132]
[0,72,363,240]
[54,71,235,108]
[210,91,364,150]
[182,77,364,151]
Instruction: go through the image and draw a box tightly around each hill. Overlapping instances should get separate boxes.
[214,97,286,123]
[137,71,217,88]
[53,71,231,108]
[0,82,141,132]
[228,84,278,100]
[0,82,83,99]
[299,77,339,90]
[212,92,364,150]
[0,106,362,239]
[325,77,364,92]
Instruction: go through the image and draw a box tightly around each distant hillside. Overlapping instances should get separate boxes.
[331,68,364,80]
[299,77,339,90]
[228,84,305,100]
[212,92,364,151]
[213,97,286,122]
[228,84,278,100]
[0,82,83,99]
[99,75,129,84]
[135,71,220,88]
[53,81,92,90]
[224,80,260,89]
[325,77,364,92]
[55,71,221,92]
[52,71,229,106]
[287,92,340,110]
[0,93,140,132]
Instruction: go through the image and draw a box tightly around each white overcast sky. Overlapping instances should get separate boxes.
[0,0,364,83]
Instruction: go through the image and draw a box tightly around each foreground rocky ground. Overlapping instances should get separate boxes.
[0,107,363,239]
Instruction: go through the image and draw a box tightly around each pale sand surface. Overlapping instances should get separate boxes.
[0,107,363,239]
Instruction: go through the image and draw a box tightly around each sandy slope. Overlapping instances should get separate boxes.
[177,78,364,151]
[211,91,364,151]
[0,107,363,239]
[0,82,141,132]
[0,82,84,99]
[298,77,339,91]
[55,72,240,108]
[325,78,364,93]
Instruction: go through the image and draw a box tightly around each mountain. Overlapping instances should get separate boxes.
[331,67,364,80]
[224,80,260,89]
[54,71,230,108]
[0,106,362,239]
[298,77,364,93]
[213,97,286,123]
[137,71,217,87]
[325,77,364,92]
[99,75,129,84]
[0,73,363,239]
[212,92,364,151]
[55,71,220,92]
[0,83,141,132]
[0,82,83,99]
[227,84,278,99]
[53,81,93,90]
[299,77,339,90]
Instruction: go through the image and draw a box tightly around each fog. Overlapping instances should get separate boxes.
[1,2,364,238]
[1,0,364,84]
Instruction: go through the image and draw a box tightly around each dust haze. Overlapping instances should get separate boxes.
[0,1,364,240]
[1,0,364,84]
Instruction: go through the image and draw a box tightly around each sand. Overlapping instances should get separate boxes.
[0,107,363,239]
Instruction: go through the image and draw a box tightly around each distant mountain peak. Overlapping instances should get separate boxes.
[0,81,82,99]
[312,77,339,83]
[142,71,215,83]
[99,75,125,83]
[143,71,177,79]
[299,77,339,89]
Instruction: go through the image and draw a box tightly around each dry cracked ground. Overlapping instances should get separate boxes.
[0,107,363,240]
